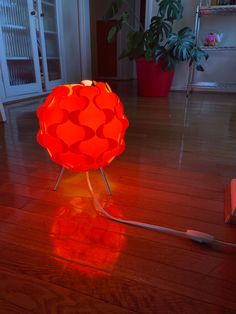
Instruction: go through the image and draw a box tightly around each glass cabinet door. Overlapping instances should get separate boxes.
[0,0,42,97]
[38,0,63,90]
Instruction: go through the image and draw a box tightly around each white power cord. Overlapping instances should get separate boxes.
[86,172,236,249]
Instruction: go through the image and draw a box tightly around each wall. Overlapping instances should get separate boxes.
[61,0,82,83]
[149,0,236,91]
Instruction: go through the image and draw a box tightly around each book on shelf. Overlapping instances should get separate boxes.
[215,0,236,4]
[203,0,236,6]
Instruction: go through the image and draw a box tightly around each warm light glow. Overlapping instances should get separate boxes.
[51,204,125,276]
[37,81,129,171]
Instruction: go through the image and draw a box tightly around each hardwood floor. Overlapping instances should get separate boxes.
[0,83,236,313]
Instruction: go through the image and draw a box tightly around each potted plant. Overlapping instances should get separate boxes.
[104,0,208,97]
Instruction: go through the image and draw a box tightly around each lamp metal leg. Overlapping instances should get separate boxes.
[53,167,111,194]
[53,167,65,191]
[99,167,112,195]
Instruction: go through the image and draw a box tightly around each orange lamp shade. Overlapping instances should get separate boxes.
[36,81,129,171]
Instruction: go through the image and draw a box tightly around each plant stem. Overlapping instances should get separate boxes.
[124,0,144,31]
[123,20,136,32]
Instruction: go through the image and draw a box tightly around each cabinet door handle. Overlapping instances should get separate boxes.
[30,10,36,15]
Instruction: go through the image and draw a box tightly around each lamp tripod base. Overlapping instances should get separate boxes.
[53,166,112,195]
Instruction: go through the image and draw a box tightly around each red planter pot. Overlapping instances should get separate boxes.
[136,58,175,97]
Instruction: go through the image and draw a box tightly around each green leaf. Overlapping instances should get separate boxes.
[121,11,129,22]
[145,48,154,60]
[158,0,183,21]
[196,65,204,71]
[145,16,172,48]
[155,46,166,61]
[154,46,175,70]
[166,27,195,61]
[189,46,208,71]
[106,11,131,43]
[119,31,145,60]
[107,25,119,43]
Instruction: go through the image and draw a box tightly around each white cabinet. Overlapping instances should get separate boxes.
[0,0,64,101]
[0,0,42,97]
[37,0,64,90]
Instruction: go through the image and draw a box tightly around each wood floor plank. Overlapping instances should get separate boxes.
[0,269,136,314]
[1,85,236,313]
[21,198,236,255]
[0,203,226,277]
[0,203,235,311]
[0,191,31,209]
[0,239,234,314]
[1,178,235,242]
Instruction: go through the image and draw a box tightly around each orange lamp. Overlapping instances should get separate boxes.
[37,81,129,172]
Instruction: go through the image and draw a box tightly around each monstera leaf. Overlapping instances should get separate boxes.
[145,16,172,46]
[157,0,183,21]
[166,27,208,69]
[189,47,209,71]
[166,27,195,61]
[155,46,175,70]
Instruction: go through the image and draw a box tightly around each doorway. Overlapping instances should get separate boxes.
[89,0,146,81]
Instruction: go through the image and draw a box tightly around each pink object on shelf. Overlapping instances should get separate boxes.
[204,32,223,47]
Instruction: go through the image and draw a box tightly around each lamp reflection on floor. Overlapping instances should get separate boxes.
[51,199,126,277]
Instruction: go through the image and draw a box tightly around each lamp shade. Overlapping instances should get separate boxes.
[37,81,129,171]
